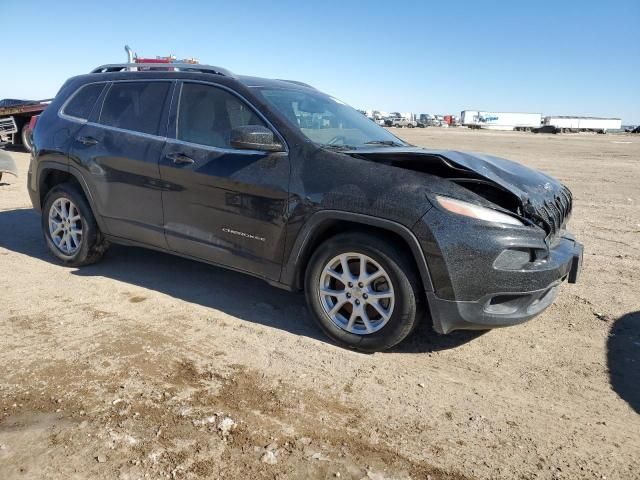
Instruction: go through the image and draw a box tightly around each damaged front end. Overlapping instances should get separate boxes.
[347,146,583,334]
[349,147,573,244]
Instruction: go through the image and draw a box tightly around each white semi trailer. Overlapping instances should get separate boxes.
[543,116,621,133]
[461,110,542,131]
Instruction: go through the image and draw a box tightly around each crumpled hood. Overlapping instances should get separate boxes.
[351,146,565,208]
[350,146,574,239]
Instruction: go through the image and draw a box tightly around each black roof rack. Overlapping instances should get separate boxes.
[90,63,236,78]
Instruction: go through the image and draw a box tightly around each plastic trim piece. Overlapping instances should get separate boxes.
[280,210,434,293]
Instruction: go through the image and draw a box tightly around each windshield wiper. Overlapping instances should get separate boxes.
[321,144,358,151]
[363,140,405,147]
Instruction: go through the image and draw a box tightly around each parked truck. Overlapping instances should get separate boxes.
[461,110,542,131]
[543,116,621,134]
[389,117,418,128]
[0,98,51,152]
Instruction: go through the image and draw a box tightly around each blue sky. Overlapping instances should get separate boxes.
[2,0,639,123]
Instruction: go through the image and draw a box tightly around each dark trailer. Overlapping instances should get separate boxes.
[0,98,51,152]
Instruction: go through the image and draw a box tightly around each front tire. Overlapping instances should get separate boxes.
[42,183,108,266]
[305,232,424,352]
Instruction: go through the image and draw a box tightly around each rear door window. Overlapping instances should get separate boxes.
[63,83,106,120]
[177,83,267,148]
[99,82,170,136]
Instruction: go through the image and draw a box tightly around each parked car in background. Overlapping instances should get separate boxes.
[390,117,417,128]
[28,59,583,352]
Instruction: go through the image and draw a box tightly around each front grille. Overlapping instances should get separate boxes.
[530,185,573,242]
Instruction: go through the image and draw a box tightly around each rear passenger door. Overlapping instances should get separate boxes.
[159,81,290,280]
[69,80,173,249]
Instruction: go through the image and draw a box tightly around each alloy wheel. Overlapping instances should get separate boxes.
[48,198,83,255]
[318,252,395,334]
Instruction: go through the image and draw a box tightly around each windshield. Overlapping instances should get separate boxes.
[255,87,408,149]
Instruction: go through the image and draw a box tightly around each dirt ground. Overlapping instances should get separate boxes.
[1,128,639,480]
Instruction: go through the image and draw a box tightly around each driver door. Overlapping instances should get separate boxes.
[159,82,290,280]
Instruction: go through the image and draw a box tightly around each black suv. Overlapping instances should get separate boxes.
[28,62,583,351]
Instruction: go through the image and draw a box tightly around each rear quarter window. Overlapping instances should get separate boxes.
[62,83,106,120]
[99,82,171,136]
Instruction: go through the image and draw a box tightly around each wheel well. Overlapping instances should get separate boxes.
[295,219,425,292]
[39,169,84,206]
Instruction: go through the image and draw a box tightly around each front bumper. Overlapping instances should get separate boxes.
[428,237,582,333]
[414,207,583,334]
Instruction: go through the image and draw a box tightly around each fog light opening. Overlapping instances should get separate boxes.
[485,294,529,315]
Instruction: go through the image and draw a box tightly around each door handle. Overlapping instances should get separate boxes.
[166,152,195,165]
[77,136,98,146]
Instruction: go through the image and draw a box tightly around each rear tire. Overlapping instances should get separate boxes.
[305,232,424,352]
[21,123,33,153]
[42,183,108,266]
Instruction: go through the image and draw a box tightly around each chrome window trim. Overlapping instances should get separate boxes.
[57,78,288,153]
[165,137,267,156]
[174,80,289,153]
[84,121,167,142]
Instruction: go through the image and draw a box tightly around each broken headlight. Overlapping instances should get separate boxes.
[436,195,524,227]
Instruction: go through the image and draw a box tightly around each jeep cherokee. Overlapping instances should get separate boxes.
[27,61,583,351]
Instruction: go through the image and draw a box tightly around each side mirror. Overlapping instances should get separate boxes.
[230,125,284,152]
